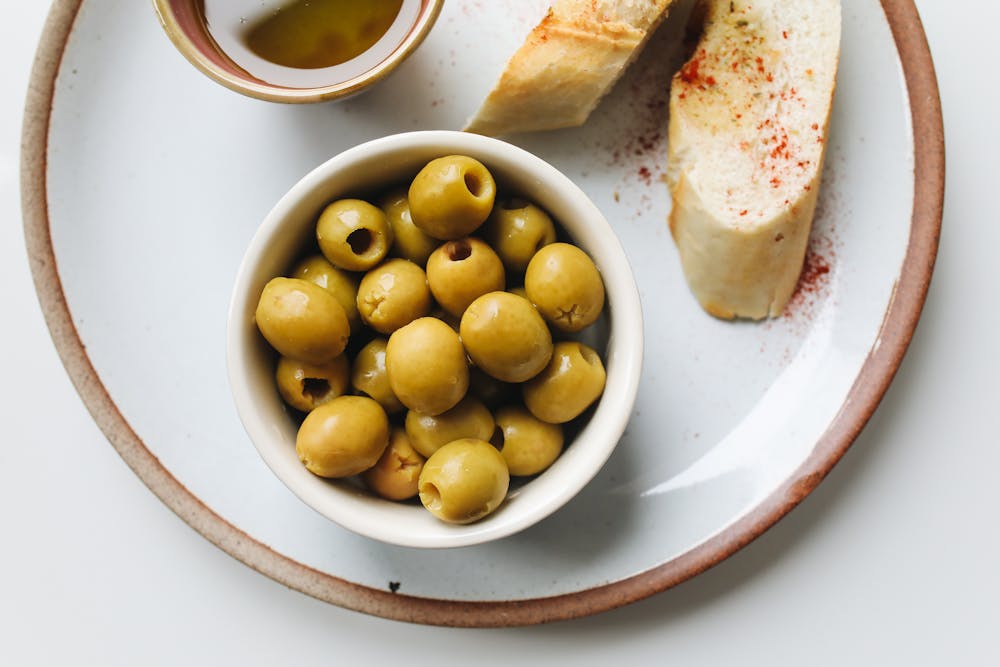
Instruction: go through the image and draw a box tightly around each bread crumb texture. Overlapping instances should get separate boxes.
[666,0,841,319]
[464,0,675,135]
[668,0,840,225]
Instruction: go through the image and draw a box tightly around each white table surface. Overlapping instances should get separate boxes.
[2,2,996,664]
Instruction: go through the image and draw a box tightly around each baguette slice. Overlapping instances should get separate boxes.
[666,0,841,319]
[464,0,675,136]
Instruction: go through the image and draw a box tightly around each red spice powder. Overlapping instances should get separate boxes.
[778,239,835,327]
[680,50,705,84]
[796,248,831,296]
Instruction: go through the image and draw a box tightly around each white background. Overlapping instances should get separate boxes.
[1,2,996,664]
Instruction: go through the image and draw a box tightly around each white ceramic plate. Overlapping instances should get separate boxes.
[23,0,942,626]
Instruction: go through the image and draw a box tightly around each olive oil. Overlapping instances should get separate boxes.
[201,0,417,88]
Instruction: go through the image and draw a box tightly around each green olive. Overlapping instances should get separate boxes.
[524,243,605,332]
[426,238,505,317]
[350,338,404,414]
[408,156,496,240]
[379,188,438,266]
[316,199,393,271]
[362,427,425,501]
[275,354,350,412]
[418,439,509,524]
[290,254,362,334]
[484,199,557,273]
[255,277,350,364]
[295,395,389,478]
[460,292,552,383]
[356,258,432,334]
[494,405,563,476]
[523,342,606,424]
[405,396,495,458]
[386,317,469,416]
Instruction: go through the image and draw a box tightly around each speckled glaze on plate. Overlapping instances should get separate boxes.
[22,0,942,626]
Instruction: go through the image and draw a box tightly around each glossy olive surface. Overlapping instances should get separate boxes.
[255,277,350,364]
[525,242,606,333]
[494,405,564,476]
[408,155,496,240]
[350,337,405,414]
[362,427,425,501]
[385,317,469,416]
[426,237,505,317]
[275,354,350,413]
[295,395,390,478]
[356,258,432,334]
[291,254,362,334]
[460,291,552,383]
[379,188,438,266]
[316,199,393,271]
[418,439,509,524]
[484,199,557,273]
[405,396,495,458]
[523,342,607,424]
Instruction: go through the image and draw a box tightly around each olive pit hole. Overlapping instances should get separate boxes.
[463,170,484,197]
[446,240,473,262]
[346,228,373,255]
[301,377,331,402]
[419,482,442,510]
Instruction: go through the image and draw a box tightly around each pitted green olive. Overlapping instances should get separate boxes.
[523,342,606,424]
[404,396,495,458]
[255,277,350,364]
[350,338,404,414]
[418,439,509,524]
[408,156,496,240]
[426,238,505,317]
[379,188,438,266]
[525,243,605,332]
[295,395,389,478]
[291,254,362,335]
[484,199,557,273]
[316,199,393,271]
[460,291,552,383]
[275,354,350,412]
[356,258,431,334]
[494,405,563,476]
[386,317,469,416]
[362,427,425,501]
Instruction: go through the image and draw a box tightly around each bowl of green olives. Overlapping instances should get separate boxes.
[227,131,643,548]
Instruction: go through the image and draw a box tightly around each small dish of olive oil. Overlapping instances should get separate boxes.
[201,0,421,88]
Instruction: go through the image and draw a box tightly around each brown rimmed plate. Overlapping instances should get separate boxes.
[22,0,942,626]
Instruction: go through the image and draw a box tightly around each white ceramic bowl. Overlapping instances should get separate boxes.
[227,131,643,548]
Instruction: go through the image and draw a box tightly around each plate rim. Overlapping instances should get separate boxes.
[21,0,944,627]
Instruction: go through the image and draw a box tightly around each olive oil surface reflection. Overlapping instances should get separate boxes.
[201,0,417,88]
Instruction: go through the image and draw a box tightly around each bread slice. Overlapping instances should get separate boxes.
[464,0,676,136]
[666,0,841,319]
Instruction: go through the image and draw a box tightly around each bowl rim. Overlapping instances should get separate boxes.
[151,0,444,103]
[226,130,645,548]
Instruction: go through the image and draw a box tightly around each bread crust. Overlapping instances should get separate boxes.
[464,0,674,136]
[667,0,841,319]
